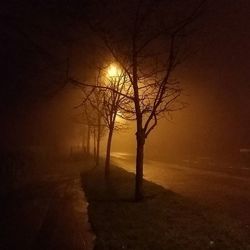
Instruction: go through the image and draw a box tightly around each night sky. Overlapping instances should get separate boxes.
[0,0,249,155]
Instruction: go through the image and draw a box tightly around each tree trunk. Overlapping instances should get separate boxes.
[96,115,101,166]
[87,125,90,156]
[132,38,145,201]
[135,132,145,201]
[82,125,86,154]
[93,128,97,161]
[105,127,113,177]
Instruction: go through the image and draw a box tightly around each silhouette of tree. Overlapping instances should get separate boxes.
[76,65,130,174]
[71,0,206,200]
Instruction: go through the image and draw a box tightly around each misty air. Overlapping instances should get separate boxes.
[0,1,250,249]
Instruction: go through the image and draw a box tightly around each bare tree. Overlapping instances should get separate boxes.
[84,108,91,156]
[76,65,130,175]
[77,95,105,165]
[85,89,105,166]
[102,65,130,176]
[82,103,95,157]
[72,0,206,200]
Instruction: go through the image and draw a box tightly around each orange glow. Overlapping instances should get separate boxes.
[115,110,123,122]
[107,64,121,78]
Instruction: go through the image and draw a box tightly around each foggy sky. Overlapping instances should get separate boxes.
[111,0,250,159]
[0,0,249,159]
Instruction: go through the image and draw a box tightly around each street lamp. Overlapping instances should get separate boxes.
[107,64,121,78]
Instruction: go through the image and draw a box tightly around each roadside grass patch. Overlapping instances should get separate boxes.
[82,164,249,250]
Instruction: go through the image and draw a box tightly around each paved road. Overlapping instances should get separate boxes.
[111,152,250,229]
[0,171,95,250]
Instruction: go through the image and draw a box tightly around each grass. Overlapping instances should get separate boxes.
[81,163,250,250]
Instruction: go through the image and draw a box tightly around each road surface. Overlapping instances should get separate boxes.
[111,152,250,230]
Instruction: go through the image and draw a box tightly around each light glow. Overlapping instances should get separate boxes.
[107,64,121,78]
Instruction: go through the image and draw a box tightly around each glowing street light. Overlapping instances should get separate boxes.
[107,64,121,78]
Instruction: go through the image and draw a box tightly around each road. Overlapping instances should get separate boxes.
[111,152,250,229]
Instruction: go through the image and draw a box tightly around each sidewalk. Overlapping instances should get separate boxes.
[1,175,95,250]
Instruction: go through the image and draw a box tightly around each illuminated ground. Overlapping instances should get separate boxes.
[82,162,250,250]
[111,152,250,233]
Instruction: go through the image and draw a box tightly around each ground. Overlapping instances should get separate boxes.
[82,157,250,250]
[1,152,250,250]
[112,152,250,229]
[0,156,95,250]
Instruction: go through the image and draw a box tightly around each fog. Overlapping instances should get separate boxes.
[1,1,250,249]
[1,0,249,164]
[111,86,243,165]
[1,59,247,166]
[0,85,84,155]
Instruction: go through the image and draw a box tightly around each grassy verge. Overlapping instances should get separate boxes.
[81,164,249,250]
